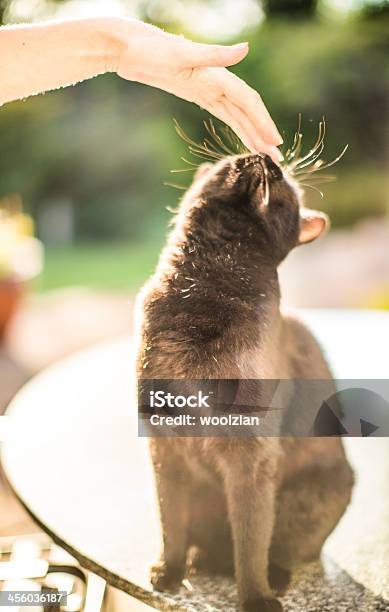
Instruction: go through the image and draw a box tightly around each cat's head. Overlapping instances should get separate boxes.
[184,153,328,264]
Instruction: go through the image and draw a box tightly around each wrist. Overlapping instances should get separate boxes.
[100,17,170,75]
[88,17,126,74]
[78,16,134,75]
[97,16,148,74]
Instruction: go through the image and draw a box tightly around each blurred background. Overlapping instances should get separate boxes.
[0,2,389,410]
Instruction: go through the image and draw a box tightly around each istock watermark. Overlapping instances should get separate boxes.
[138,379,389,437]
[150,389,211,409]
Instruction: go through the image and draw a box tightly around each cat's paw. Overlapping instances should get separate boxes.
[150,562,184,592]
[242,597,283,612]
[268,564,291,596]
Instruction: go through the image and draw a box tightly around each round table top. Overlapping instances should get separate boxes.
[1,309,389,611]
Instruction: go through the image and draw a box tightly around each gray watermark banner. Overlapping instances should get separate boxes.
[138,379,389,437]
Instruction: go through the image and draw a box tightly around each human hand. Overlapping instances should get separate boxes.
[112,19,283,161]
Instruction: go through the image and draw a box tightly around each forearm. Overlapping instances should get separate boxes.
[0,17,132,105]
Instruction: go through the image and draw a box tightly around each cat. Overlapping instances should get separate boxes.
[135,152,354,612]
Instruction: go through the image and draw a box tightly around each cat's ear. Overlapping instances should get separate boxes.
[298,208,329,245]
[194,163,213,182]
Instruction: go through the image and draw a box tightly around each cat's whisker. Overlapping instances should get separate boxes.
[164,182,187,190]
[173,117,346,207]
[189,150,221,163]
[285,122,300,161]
[284,147,293,161]
[285,113,302,162]
[181,157,200,167]
[203,138,225,158]
[174,119,202,148]
[222,126,249,154]
[292,141,325,173]
[174,119,223,161]
[292,117,326,163]
[295,174,336,184]
[170,167,196,173]
[293,141,348,178]
[197,144,223,159]
[305,144,349,174]
[190,141,224,158]
[293,150,326,175]
[293,159,325,175]
[188,146,222,160]
[300,183,324,198]
[215,123,244,155]
[204,120,236,156]
[287,133,303,164]
[291,117,326,170]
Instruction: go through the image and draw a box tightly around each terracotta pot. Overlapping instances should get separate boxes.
[0,278,22,340]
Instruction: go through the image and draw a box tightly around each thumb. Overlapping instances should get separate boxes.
[179,41,249,68]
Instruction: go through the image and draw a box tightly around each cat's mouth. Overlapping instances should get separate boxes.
[236,153,283,206]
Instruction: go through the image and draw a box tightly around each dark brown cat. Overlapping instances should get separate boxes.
[135,153,353,612]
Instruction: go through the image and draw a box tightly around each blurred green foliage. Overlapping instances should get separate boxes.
[0,0,388,291]
[39,241,163,291]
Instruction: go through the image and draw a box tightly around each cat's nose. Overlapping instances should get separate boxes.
[264,155,283,180]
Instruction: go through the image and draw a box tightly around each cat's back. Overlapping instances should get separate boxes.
[281,311,332,379]
[279,312,349,480]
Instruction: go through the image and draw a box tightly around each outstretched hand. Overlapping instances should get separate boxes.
[115,22,283,161]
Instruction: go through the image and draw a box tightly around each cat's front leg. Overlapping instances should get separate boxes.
[218,439,283,612]
[150,440,189,592]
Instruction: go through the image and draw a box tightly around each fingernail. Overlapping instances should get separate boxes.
[232,42,249,51]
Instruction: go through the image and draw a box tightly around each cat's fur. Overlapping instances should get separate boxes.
[135,153,353,612]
